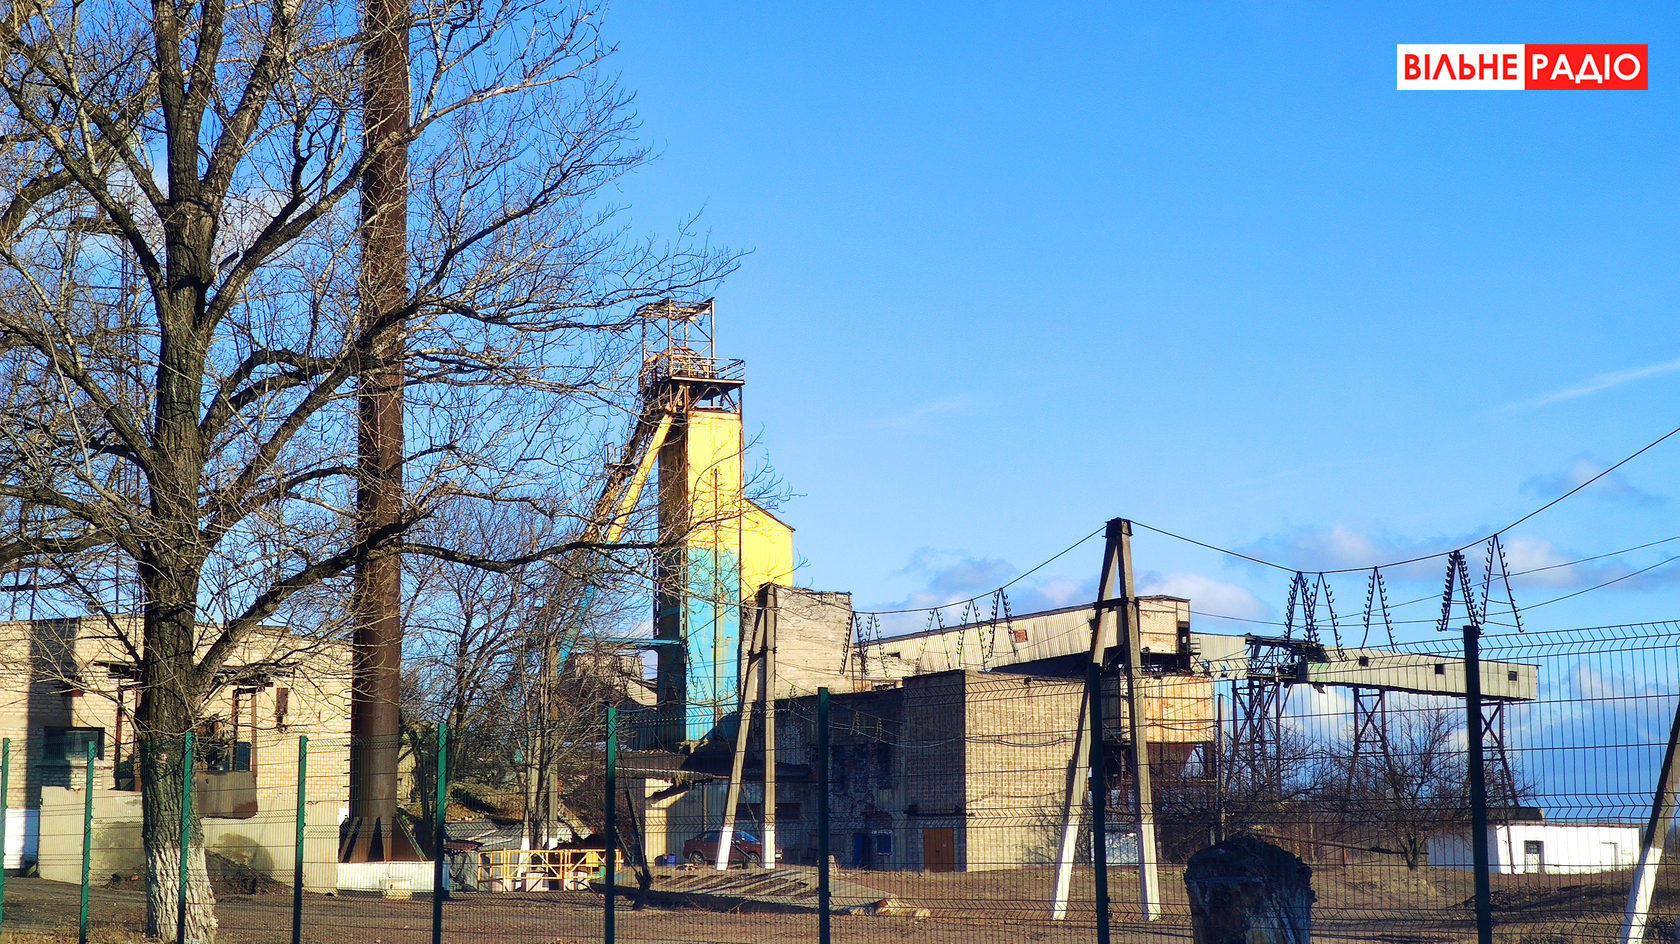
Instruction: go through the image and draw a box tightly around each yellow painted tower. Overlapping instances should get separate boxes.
[636,301,792,741]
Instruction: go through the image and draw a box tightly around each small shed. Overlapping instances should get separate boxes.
[1429,822,1641,875]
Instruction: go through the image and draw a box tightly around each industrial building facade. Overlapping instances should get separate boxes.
[0,616,351,888]
[635,593,1222,872]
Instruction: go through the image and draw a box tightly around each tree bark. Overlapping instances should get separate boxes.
[137,691,218,942]
[136,310,221,939]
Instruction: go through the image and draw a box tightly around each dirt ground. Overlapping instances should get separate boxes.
[2,863,1676,944]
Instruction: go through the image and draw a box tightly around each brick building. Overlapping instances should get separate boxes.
[0,616,351,889]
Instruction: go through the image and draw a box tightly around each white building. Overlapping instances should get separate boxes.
[1429,822,1641,875]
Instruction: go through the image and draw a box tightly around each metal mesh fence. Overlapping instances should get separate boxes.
[2,621,1680,942]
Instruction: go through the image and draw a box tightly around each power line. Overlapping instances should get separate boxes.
[1508,535,1680,579]
[1128,521,1294,573]
[1495,426,1680,536]
[1521,553,1680,612]
[1135,423,1680,576]
[847,524,1106,617]
[1191,538,1680,629]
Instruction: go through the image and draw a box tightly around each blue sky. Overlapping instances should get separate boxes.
[604,3,1679,644]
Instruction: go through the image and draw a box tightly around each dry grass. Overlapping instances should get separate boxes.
[5,864,1680,944]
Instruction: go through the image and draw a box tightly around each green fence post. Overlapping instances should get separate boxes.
[1,736,10,931]
[178,731,194,944]
[79,740,94,944]
[1088,663,1111,944]
[1464,624,1494,944]
[431,723,448,944]
[603,708,617,944]
[816,688,830,944]
[292,735,307,944]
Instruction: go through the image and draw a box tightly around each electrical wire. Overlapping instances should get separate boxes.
[1519,553,1680,612]
[1186,534,1680,629]
[1134,423,1680,577]
[847,524,1106,617]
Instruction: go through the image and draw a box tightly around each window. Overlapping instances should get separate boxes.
[42,727,104,764]
[873,831,893,858]
[194,720,251,772]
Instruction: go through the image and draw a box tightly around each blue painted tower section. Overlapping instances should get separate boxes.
[683,546,741,740]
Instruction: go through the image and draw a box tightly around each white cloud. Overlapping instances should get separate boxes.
[866,396,971,431]
[1243,525,1469,580]
[1498,536,1588,588]
[1138,572,1268,620]
[1032,575,1088,608]
[1521,457,1662,507]
[1516,354,1680,409]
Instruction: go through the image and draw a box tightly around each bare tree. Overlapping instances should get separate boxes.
[0,0,733,935]
[1329,703,1469,870]
[398,501,649,847]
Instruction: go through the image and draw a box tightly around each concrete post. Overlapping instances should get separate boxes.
[1622,688,1680,943]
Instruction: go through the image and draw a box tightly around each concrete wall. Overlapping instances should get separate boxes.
[1306,650,1538,701]
[1100,674,1216,746]
[642,780,731,861]
[36,786,342,891]
[205,800,342,891]
[901,673,967,869]
[961,674,1081,872]
[765,671,1096,873]
[765,586,854,698]
[39,786,144,883]
[862,597,1194,679]
[741,503,794,603]
[1430,823,1642,875]
[671,666,1178,875]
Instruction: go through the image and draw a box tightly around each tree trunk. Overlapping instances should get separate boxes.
[618,787,653,910]
[133,535,221,942]
[138,717,219,943]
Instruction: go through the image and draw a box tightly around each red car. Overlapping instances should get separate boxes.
[682,829,764,867]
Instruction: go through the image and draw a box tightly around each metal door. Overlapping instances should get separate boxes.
[923,827,955,872]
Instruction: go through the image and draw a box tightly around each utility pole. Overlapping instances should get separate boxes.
[1623,694,1680,943]
[1052,518,1160,921]
[717,583,780,870]
[717,599,764,869]
[344,0,416,862]
[1115,520,1162,920]
[763,585,778,869]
